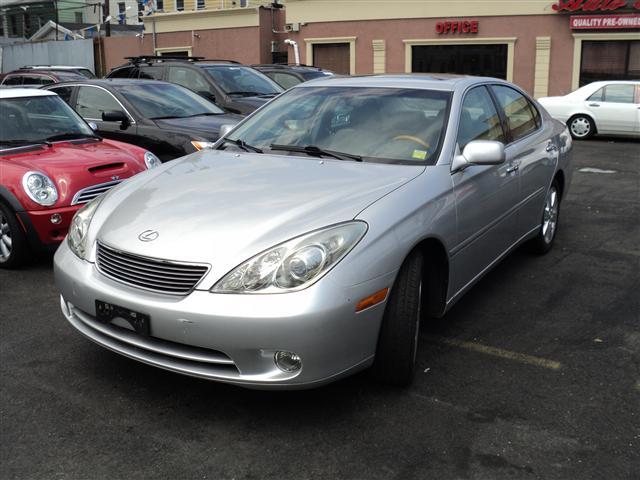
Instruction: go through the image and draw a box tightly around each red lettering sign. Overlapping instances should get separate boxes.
[570,13,640,27]
[552,0,638,12]
[435,20,479,34]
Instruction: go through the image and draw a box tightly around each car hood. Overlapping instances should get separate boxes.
[95,150,423,278]
[154,113,242,140]
[2,139,145,208]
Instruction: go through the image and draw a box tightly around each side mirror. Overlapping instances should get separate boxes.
[199,91,217,103]
[102,110,130,129]
[88,121,98,131]
[451,140,505,172]
[219,124,235,138]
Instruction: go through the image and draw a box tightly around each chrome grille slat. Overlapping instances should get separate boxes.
[96,243,209,295]
[72,180,123,205]
[97,247,207,274]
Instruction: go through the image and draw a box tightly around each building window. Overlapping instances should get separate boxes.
[0,16,4,37]
[412,44,508,79]
[8,14,18,36]
[580,40,640,86]
[176,0,184,11]
[75,11,83,23]
[197,0,205,9]
[157,0,164,11]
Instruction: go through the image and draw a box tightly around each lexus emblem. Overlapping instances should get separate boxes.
[138,230,159,242]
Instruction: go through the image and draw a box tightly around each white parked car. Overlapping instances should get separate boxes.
[538,81,639,140]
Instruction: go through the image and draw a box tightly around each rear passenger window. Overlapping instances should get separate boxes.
[491,85,538,142]
[457,86,505,150]
[588,88,604,101]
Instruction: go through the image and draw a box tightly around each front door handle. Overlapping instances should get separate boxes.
[506,164,519,174]
[589,103,600,107]
[546,143,558,153]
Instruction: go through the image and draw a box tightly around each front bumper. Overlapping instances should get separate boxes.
[20,205,79,251]
[54,241,395,389]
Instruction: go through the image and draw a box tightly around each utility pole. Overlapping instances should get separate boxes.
[104,0,111,36]
[55,0,58,40]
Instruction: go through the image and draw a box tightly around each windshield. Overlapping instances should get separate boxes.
[115,82,225,119]
[224,86,451,164]
[204,66,283,96]
[0,95,96,149]
[77,68,97,79]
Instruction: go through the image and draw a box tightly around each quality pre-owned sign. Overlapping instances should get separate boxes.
[570,13,640,27]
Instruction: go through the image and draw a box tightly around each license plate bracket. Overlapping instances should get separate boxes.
[95,300,150,336]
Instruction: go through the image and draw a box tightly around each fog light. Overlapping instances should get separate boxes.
[50,213,62,224]
[274,351,302,372]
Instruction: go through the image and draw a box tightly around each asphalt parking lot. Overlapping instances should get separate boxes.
[1,138,638,480]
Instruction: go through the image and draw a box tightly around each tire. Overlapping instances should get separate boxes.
[529,179,561,255]
[0,202,30,269]
[372,250,424,386]
[568,115,595,140]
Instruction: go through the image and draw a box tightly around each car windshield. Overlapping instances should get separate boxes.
[77,68,96,79]
[115,83,225,119]
[224,86,451,164]
[203,66,283,96]
[0,95,96,149]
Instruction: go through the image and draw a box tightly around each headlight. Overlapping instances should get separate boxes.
[212,221,367,294]
[68,195,104,259]
[144,151,162,169]
[191,140,216,151]
[22,171,58,206]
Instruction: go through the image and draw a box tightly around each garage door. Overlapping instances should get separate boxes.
[412,44,508,79]
[313,43,350,75]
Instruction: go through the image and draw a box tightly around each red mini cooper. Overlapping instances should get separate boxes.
[0,89,160,268]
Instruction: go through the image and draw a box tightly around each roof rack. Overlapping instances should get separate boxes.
[252,63,322,70]
[198,59,242,64]
[125,55,204,64]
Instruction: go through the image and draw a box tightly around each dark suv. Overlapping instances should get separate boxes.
[107,56,284,115]
[252,64,334,89]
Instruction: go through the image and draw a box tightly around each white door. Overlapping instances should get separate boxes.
[587,83,639,135]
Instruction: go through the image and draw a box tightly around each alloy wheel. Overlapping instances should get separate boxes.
[542,186,559,244]
[0,211,12,263]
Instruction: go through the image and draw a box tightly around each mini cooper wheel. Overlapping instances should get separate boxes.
[568,115,595,140]
[0,203,29,269]
[372,250,424,386]
[529,179,561,255]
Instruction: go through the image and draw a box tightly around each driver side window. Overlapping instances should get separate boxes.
[76,87,122,120]
[457,86,505,150]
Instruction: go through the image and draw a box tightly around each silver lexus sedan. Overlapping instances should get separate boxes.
[54,75,573,389]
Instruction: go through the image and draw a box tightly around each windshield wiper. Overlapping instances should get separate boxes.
[45,133,100,142]
[270,144,362,162]
[226,91,264,97]
[220,137,263,153]
[0,139,50,149]
[181,112,224,118]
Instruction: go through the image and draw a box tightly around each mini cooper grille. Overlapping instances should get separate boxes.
[72,180,122,205]
[96,243,209,295]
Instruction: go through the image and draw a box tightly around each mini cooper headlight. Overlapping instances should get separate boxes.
[212,221,367,294]
[144,151,162,169]
[22,171,58,206]
[68,195,104,259]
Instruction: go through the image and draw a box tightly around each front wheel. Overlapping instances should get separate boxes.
[568,115,595,140]
[529,180,561,255]
[0,203,30,269]
[371,250,424,386]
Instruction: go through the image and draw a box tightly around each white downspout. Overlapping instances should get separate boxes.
[284,39,300,66]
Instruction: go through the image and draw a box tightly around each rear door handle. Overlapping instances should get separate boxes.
[506,164,519,173]
[589,103,600,107]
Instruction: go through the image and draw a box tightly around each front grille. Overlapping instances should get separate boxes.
[96,242,209,295]
[72,180,122,205]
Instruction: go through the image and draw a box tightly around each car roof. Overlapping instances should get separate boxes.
[253,64,331,72]
[295,73,496,91]
[0,88,57,99]
[21,65,89,70]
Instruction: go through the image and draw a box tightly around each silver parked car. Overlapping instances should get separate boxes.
[54,75,573,389]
